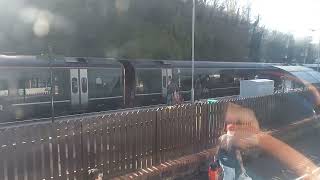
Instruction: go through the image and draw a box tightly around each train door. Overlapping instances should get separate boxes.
[162,68,172,97]
[123,62,136,108]
[70,69,88,107]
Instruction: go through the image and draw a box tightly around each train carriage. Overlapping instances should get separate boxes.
[0,55,123,122]
[1,55,320,123]
[162,61,282,100]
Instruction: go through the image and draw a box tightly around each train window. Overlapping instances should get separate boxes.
[15,70,51,100]
[0,69,52,121]
[96,77,102,85]
[53,69,70,101]
[51,69,71,117]
[306,71,320,83]
[162,76,166,88]
[291,71,318,84]
[72,78,78,93]
[81,77,88,93]
[136,69,162,94]
[177,68,192,91]
[0,80,8,96]
[88,68,122,98]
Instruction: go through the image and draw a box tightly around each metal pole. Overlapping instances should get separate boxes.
[48,44,55,123]
[191,0,195,102]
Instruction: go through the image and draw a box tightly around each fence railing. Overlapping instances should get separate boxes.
[0,91,315,179]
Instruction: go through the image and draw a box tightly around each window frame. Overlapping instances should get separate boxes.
[135,68,162,95]
[81,77,88,93]
[88,67,123,98]
[72,77,79,94]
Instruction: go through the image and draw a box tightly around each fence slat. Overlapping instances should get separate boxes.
[66,120,75,180]
[168,107,172,160]
[73,119,83,180]
[102,115,110,177]
[115,113,121,174]
[119,114,126,172]
[96,116,103,171]
[16,126,26,180]
[158,109,162,163]
[153,109,160,165]
[122,113,129,173]
[41,124,52,180]
[186,105,192,155]
[177,106,182,157]
[7,128,16,180]
[163,107,169,162]
[203,104,209,149]
[182,105,187,155]
[141,111,146,169]
[58,121,67,180]
[128,112,134,172]
[82,119,89,174]
[173,106,179,158]
[138,111,143,170]
[147,110,153,167]
[0,128,5,180]
[129,112,135,171]
[108,114,115,175]
[169,107,174,160]
[124,113,131,173]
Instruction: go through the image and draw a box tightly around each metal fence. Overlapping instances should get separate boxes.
[0,91,315,179]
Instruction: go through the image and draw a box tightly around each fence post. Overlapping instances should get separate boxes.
[153,109,159,165]
[204,103,209,149]
[80,119,86,180]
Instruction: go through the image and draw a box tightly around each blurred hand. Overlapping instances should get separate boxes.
[224,102,318,178]
[225,103,260,149]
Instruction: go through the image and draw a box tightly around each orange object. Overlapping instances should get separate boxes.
[208,167,220,180]
[208,163,221,180]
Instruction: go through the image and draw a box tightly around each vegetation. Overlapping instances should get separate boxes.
[0,0,318,63]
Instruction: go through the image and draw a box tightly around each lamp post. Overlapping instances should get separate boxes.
[191,0,195,102]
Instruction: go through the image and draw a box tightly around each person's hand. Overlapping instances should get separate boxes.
[225,103,260,149]
[223,73,320,178]
[224,101,318,178]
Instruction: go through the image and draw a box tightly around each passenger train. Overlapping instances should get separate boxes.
[303,64,320,72]
[1,54,320,123]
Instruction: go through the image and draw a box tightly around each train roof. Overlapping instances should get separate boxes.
[303,64,319,68]
[0,55,122,68]
[274,65,314,72]
[275,65,320,84]
[0,56,278,69]
[163,60,277,69]
[1,56,320,82]
[119,59,169,68]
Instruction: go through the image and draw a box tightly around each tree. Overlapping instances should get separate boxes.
[0,0,314,63]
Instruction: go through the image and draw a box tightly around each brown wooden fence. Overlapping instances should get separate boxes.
[0,91,315,179]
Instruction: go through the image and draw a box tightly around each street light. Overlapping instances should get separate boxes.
[191,0,195,102]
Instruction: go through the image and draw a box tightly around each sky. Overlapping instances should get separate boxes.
[245,0,320,43]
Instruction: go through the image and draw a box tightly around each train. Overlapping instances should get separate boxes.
[303,64,320,72]
[1,54,320,123]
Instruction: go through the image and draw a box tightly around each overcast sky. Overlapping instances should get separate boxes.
[246,0,320,42]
